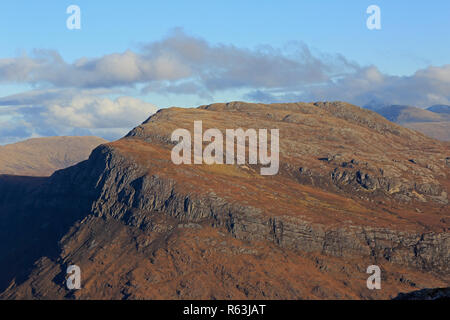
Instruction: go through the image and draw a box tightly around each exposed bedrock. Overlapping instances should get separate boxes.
[68,145,450,275]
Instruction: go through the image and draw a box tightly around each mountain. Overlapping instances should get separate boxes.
[373,105,446,123]
[427,105,450,115]
[0,101,448,300]
[0,136,108,176]
[365,105,450,141]
[361,99,390,111]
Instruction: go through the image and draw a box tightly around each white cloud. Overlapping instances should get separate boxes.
[44,95,157,129]
[0,90,157,144]
[246,64,450,107]
[0,29,356,92]
[1,29,450,144]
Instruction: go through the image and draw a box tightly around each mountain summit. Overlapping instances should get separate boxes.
[0,101,448,299]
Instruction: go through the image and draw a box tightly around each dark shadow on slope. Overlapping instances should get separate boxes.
[0,157,101,294]
[393,287,450,300]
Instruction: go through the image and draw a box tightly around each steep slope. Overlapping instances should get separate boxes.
[0,101,448,300]
[0,136,107,176]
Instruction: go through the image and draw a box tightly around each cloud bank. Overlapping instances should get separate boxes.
[246,65,450,107]
[0,90,157,144]
[1,29,449,144]
[0,29,357,91]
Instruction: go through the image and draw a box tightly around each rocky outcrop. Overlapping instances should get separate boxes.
[50,143,449,274]
[394,287,450,300]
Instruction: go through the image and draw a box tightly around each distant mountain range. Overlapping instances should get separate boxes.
[427,105,450,114]
[364,104,450,141]
[0,136,107,176]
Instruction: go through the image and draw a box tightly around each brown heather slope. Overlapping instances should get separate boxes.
[0,101,448,300]
[403,122,450,142]
[0,136,107,176]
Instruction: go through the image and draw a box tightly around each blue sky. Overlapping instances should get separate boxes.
[1,1,449,74]
[0,1,449,143]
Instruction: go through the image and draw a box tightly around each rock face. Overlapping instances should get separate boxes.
[0,136,107,176]
[0,101,449,299]
[394,287,450,300]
